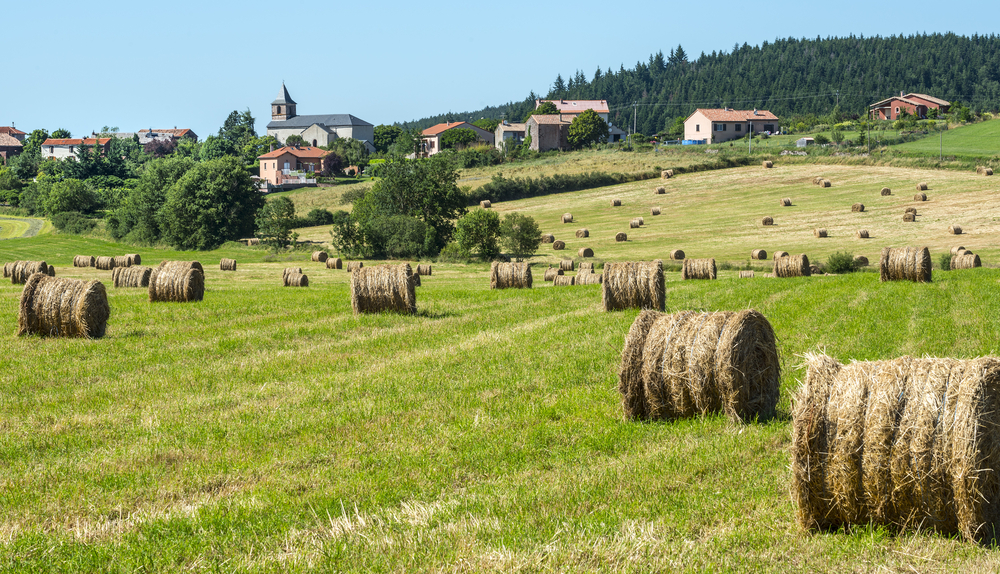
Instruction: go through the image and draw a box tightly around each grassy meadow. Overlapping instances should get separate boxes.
[894,119,1000,159]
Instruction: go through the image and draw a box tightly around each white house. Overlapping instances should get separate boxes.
[683,108,779,144]
[40,137,111,160]
[265,84,375,153]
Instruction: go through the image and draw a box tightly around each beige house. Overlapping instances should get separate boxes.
[683,108,779,144]
[40,137,112,160]
[494,121,526,150]
[420,121,494,156]
[257,145,333,189]
[526,115,570,152]
[265,83,375,153]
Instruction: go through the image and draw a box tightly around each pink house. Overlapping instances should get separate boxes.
[869,93,950,120]
[258,146,333,188]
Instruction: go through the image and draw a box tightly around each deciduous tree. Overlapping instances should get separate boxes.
[567,109,609,149]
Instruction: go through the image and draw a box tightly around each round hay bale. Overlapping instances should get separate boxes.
[916,182,928,191]
[126,254,141,266]
[615,232,627,242]
[490,261,532,290]
[751,249,767,260]
[416,264,432,276]
[914,192,927,201]
[955,248,970,257]
[821,180,831,187]
[411,273,421,287]
[46,265,55,277]
[283,267,302,278]
[559,259,574,272]
[976,166,984,175]
[543,267,563,281]
[10,261,47,284]
[852,203,865,212]
[326,257,343,269]
[112,266,152,288]
[774,254,810,278]
[762,216,774,226]
[350,263,417,314]
[618,309,780,423]
[149,262,205,302]
[246,238,262,246]
[814,228,827,238]
[986,168,994,176]
[637,217,644,225]
[809,264,823,275]
[630,219,640,229]
[346,261,364,272]
[879,246,932,283]
[552,240,566,250]
[791,353,1000,542]
[669,249,685,260]
[651,207,661,216]
[18,274,110,338]
[578,247,594,258]
[739,270,755,279]
[661,169,674,179]
[311,251,328,263]
[856,229,869,239]
[763,160,773,168]
[813,176,824,185]
[561,213,573,224]
[880,187,891,196]
[579,262,594,272]
[113,255,132,268]
[948,224,963,235]
[854,255,869,267]
[480,200,492,209]
[283,272,308,287]
[220,258,237,271]
[541,234,555,244]
[602,260,664,312]
[903,212,916,222]
[950,246,966,256]
[95,256,115,270]
[655,186,666,194]
[773,251,790,259]
[575,228,589,238]
[611,198,621,207]
[576,271,603,285]
[951,252,981,270]
[73,255,95,268]
[2,262,11,278]
[904,207,917,215]
[553,275,575,287]
[682,258,716,280]
[780,198,792,207]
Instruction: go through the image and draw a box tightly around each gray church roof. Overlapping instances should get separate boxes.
[267,114,373,129]
[271,83,296,106]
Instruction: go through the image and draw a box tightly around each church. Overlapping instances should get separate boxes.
[265,84,375,153]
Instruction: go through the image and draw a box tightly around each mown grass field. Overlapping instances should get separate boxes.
[894,119,1000,158]
[0,215,52,240]
[4,225,1000,570]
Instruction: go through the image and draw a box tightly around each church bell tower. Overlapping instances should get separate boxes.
[271,83,297,121]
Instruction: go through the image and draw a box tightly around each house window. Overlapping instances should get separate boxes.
[49,146,54,153]
[277,106,282,115]
[895,107,899,115]
[696,124,700,132]
[69,146,74,153]
[735,124,742,132]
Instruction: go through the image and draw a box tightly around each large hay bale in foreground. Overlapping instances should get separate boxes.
[951,245,966,256]
[149,262,205,302]
[739,270,755,278]
[73,255,95,268]
[780,198,791,207]
[541,234,555,244]
[490,261,532,289]
[559,259,574,272]
[311,251,328,263]
[881,187,891,196]
[814,228,828,238]
[18,274,110,338]
[543,267,563,281]
[575,228,589,238]
[618,309,780,422]
[576,271,602,285]
[763,160,773,168]
[283,273,308,287]
[773,251,789,259]
[220,258,237,271]
[751,249,767,260]
[914,192,927,201]
[651,207,661,216]
[669,249,685,260]
[10,261,47,284]
[852,203,865,212]
[561,213,573,224]
[95,256,115,270]
[951,252,981,270]
[112,266,152,288]
[762,216,774,226]
[552,240,566,250]
[615,232,627,242]
[879,247,932,283]
[350,264,417,314]
[948,224,963,235]
[553,275,575,286]
[610,198,621,207]
[113,255,132,268]
[480,200,492,209]
[346,262,363,272]
[856,229,869,239]
[916,182,928,191]
[578,247,594,258]
[791,353,1000,542]
[682,258,716,280]
[326,257,343,269]
[416,264,432,276]
[774,254,810,277]
[602,260,664,312]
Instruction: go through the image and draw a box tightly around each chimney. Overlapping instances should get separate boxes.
[901,90,904,97]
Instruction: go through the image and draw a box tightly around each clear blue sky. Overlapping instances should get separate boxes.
[2,0,995,139]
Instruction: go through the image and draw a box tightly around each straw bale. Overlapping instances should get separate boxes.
[751,249,767,260]
[655,186,666,194]
[669,249,685,260]
[879,246,932,282]
[46,265,55,277]
[955,248,970,257]
[575,228,589,238]
[18,274,110,338]
[326,257,343,269]
[763,160,773,168]
[220,258,237,271]
[10,261,47,284]
[791,353,1000,542]
[813,176,824,185]
[857,229,869,239]
[579,262,594,271]
[739,270,755,278]
[416,264,432,276]
[682,258,716,280]
[543,267,563,281]
[661,169,673,179]
[578,247,594,258]
[618,309,780,423]
[552,240,566,250]
[245,238,261,246]
[780,198,792,207]
[311,251,328,263]
[480,200,492,208]
[762,216,774,226]
[615,232,627,242]
[774,254,811,277]
[948,225,963,235]
[2,262,11,277]
[637,217,644,225]
[113,255,132,268]
[553,275,575,287]
[73,255,95,268]
[903,213,916,222]
[951,253,981,270]
[773,251,789,259]
[283,267,302,278]
[346,261,364,272]
[112,266,152,288]
[562,213,573,223]
[821,180,831,187]
[490,261,532,289]
[602,260,664,312]
[810,264,823,275]
[411,273,421,287]
[651,207,661,216]
[149,261,205,302]
[986,168,994,176]
[814,228,827,238]
[559,259,575,272]
[630,219,640,229]
[576,271,602,285]
[157,260,203,273]
[916,182,928,191]
[541,234,555,244]
[914,192,927,201]
[283,273,309,287]
[852,203,865,212]
[950,246,966,256]
[95,256,115,270]
[126,254,141,266]
[881,187,891,196]
[854,256,869,267]
[611,198,621,206]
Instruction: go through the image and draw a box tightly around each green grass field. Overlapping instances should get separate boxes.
[0,215,51,240]
[894,119,1000,158]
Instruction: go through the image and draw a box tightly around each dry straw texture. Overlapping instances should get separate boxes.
[576,271,602,285]
[559,259,575,272]
[2,262,11,278]
[751,249,767,260]
[10,261,47,284]
[651,207,661,216]
[780,198,792,207]
[283,267,302,278]
[411,273,421,287]
[112,266,152,288]
[126,254,141,266]
[739,270,755,278]
[855,256,869,267]
[955,248,970,257]
[480,200,492,208]
[791,353,1000,542]
[416,264,432,276]
[543,267,563,281]
[618,309,780,423]
[881,187,892,196]
[220,258,237,271]
[283,273,309,287]
[113,255,132,268]
[949,224,963,235]
[951,246,966,256]
[490,261,532,289]
[857,229,870,239]
[905,207,917,215]
[880,246,932,283]
[578,247,594,257]
[350,264,418,314]
[852,203,865,212]
[346,262,364,272]
[814,228,828,238]
[774,254,811,277]
[615,232,628,242]
[914,192,927,201]
[149,261,205,302]
[326,258,343,270]
[552,240,566,250]
[637,216,644,225]
[773,251,790,259]
[630,219,641,229]
[916,182,929,191]
[762,216,774,226]
[661,169,674,178]
[311,251,328,263]
[602,260,664,312]
[669,249,685,260]
[655,186,666,194]
[575,228,589,238]
[903,213,916,222]
[46,265,55,277]
[822,180,832,187]
[813,176,824,185]
[951,253,982,270]
[541,234,555,244]
[95,256,115,270]
[763,160,773,168]
[562,213,573,223]
[579,262,594,271]
[682,258,717,280]
[18,274,110,338]
[245,238,261,246]
[553,275,575,286]
[73,255,94,268]
[611,198,621,206]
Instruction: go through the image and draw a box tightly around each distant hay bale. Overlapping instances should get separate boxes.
[881,187,891,196]
[821,179,831,187]
[602,260,664,312]
[780,198,791,207]
[739,270,755,278]
[762,216,774,226]
[350,263,417,314]
[245,238,261,246]
[763,160,773,168]
[914,192,927,201]
[661,169,674,179]
[579,262,594,272]
[576,271,602,285]
[2,262,11,277]
[283,267,302,278]
[955,248,970,257]
[813,176,824,185]
[985,168,994,176]
[490,261,532,289]
[814,228,827,238]
[951,252,982,270]
[637,216,644,225]
[416,264,432,276]
[562,213,573,223]
[346,261,364,272]
[113,255,132,268]
[553,275,575,286]
[950,245,966,256]
[541,234,555,244]
[18,274,110,338]
[651,207,661,216]
[126,254,141,266]
[905,207,917,214]
[774,254,810,278]
[46,265,55,277]
[856,229,869,239]
[773,251,789,259]
[751,249,767,260]
[879,246,932,283]
[655,186,666,194]
[283,272,309,287]
[559,259,574,272]
[852,203,865,212]
[630,219,640,229]
[916,182,928,191]
[903,212,916,222]
[326,257,343,269]
[948,224,963,235]
[220,258,237,271]
[854,255,869,267]
[809,264,823,275]
[611,198,621,207]
[311,251,328,263]
[578,247,594,258]
[149,262,205,302]
[791,353,1000,542]
[669,249,685,260]
[95,256,115,270]
[10,261,47,284]
[480,200,492,208]
[112,266,152,288]
[73,255,95,268]
[615,232,628,242]
[618,309,780,422]
[575,228,589,238]
[552,240,566,250]
[543,267,564,281]
[682,258,716,280]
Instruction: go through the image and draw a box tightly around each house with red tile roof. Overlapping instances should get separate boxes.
[0,133,23,162]
[138,128,199,142]
[0,126,26,142]
[420,121,494,156]
[40,138,112,160]
[257,145,333,189]
[534,100,626,143]
[683,108,779,144]
[869,92,950,120]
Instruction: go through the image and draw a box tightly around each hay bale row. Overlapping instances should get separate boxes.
[854,255,869,267]
[857,229,869,239]
[852,203,865,212]
[553,275,575,286]
[543,267,563,281]
[618,309,780,423]
[976,166,994,176]
[916,182,928,191]
[559,259,574,272]
[579,262,594,272]
[881,187,892,196]
[774,254,810,278]
[490,261,532,289]
[346,262,363,272]
[751,249,767,260]
[951,252,981,270]
[112,266,152,288]
[220,258,237,271]
[541,234,555,244]
[576,271,602,285]
[762,216,774,226]
[416,264,431,276]
[948,224,963,235]
[879,247,932,283]
[578,247,594,258]
[18,274,110,338]
[10,261,47,284]
[763,160,773,168]
[73,255,95,268]
[914,192,927,201]
[814,228,827,238]
[326,257,343,269]
[682,258,716,280]
[780,198,792,207]
[480,200,492,208]
[950,245,966,256]
[351,263,418,314]
[615,232,627,242]
[601,260,664,312]
[739,270,755,279]
[552,240,566,250]
[113,255,132,268]
[576,228,589,238]
[651,207,661,216]
[611,198,621,207]
[655,186,666,194]
[773,251,789,259]
[311,251,328,263]
[284,273,309,287]
[149,261,205,302]
[95,256,115,270]
[791,353,1000,542]
[669,249,685,260]
[3,262,12,278]
[126,254,141,266]
[661,169,674,179]
[562,213,573,224]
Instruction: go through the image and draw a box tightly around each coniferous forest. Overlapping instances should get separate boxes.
[402,33,1000,136]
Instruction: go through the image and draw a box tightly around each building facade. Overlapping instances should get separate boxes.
[420,121,495,156]
[265,84,375,153]
[526,115,570,152]
[494,121,526,150]
[869,93,951,120]
[683,109,779,144]
[257,145,333,189]
[40,138,112,160]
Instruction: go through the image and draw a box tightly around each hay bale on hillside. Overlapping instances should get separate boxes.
[611,198,621,207]
[905,207,917,215]
[903,212,916,222]
[881,187,891,196]
[763,160,773,168]
[149,262,205,302]
[480,200,492,208]
[346,261,364,272]
[552,240,566,250]
[669,249,685,260]
[578,247,594,257]
[856,229,869,239]
[576,271,602,285]
[579,262,594,272]
[791,353,1000,542]
[543,267,563,281]
[951,246,966,256]
[821,180,831,187]
[46,265,55,277]
[985,168,994,176]
[283,267,302,278]
[326,257,343,269]
[575,228,589,238]
[113,255,132,268]
[553,275,575,287]
[773,251,789,259]
[562,213,573,223]
[284,272,309,287]
[814,228,828,238]
[879,246,932,283]
[630,219,640,229]
[854,255,869,267]
[661,169,673,179]
[350,263,417,314]
[852,203,865,212]
[602,260,664,312]
[682,258,716,280]
[813,176,824,185]
[774,254,810,277]
[73,255,95,268]
[559,259,574,272]
[651,207,661,216]
[780,198,792,207]
[739,270,755,279]
[95,256,115,270]
[615,232,628,242]
[2,262,12,277]
[914,192,927,201]
[112,266,152,288]
[541,234,555,244]
[951,252,981,270]
[955,248,970,257]
[762,216,774,226]
[916,182,928,191]
[751,249,767,260]
[618,309,780,423]
[655,186,666,194]
[18,274,110,338]
[490,261,532,289]
[10,261,47,284]
[810,264,823,275]
[416,264,431,276]
[126,254,141,266]
[245,238,261,246]
[158,260,203,273]
[637,216,644,225]
[311,251,328,263]
[948,224,963,235]
[220,258,237,271]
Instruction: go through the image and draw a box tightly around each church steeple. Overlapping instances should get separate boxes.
[271,83,297,121]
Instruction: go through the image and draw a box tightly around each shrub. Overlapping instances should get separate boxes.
[51,211,97,234]
[825,251,857,274]
[939,253,953,271]
[455,209,501,260]
[367,215,427,259]
[436,241,471,263]
[340,187,366,205]
[813,134,830,145]
[306,208,334,226]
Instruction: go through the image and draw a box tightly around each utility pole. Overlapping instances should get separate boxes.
[940,125,943,162]
[632,102,637,150]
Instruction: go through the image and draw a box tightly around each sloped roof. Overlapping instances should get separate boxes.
[496,123,526,132]
[537,99,610,114]
[138,128,196,138]
[869,96,922,108]
[0,126,26,136]
[691,108,779,122]
[0,134,22,147]
[422,121,475,136]
[267,114,372,129]
[41,138,111,146]
[527,115,571,125]
[257,146,331,160]
[907,93,950,106]
[271,83,296,106]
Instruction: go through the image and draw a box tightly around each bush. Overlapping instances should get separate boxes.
[455,209,500,260]
[825,251,857,274]
[340,187,366,205]
[939,253,953,271]
[367,215,427,259]
[436,241,471,263]
[51,211,97,234]
[306,208,334,226]
[813,134,830,145]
